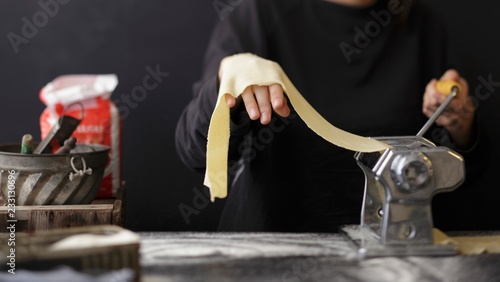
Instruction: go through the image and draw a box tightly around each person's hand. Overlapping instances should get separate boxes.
[218,54,291,124]
[422,69,475,148]
[225,84,291,124]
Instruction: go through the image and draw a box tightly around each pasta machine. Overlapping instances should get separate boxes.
[342,81,465,258]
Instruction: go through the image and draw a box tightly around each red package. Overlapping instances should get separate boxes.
[39,74,122,198]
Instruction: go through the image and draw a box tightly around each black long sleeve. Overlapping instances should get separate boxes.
[175,0,268,173]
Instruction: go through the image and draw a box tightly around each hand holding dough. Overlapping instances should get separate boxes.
[205,53,391,201]
[225,84,291,125]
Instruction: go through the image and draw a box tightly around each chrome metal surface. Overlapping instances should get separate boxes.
[341,225,458,258]
[350,136,465,257]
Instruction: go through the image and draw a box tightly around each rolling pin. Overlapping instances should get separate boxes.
[20,134,34,154]
[54,137,77,154]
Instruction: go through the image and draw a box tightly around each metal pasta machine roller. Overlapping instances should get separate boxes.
[342,80,465,258]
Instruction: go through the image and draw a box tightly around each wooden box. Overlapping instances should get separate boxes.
[0,186,124,233]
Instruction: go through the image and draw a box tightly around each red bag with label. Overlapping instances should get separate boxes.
[39,74,122,198]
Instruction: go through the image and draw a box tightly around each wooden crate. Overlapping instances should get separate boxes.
[0,186,125,233]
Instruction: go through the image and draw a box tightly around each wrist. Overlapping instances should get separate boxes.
[446,114,475,149]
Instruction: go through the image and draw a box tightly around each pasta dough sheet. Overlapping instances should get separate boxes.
[434,229,500,254]
[204,53,391,201]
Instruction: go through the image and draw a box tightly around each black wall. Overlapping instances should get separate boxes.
[0,0,499,232]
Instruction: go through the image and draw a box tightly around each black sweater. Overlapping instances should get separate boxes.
[175,0,487,232]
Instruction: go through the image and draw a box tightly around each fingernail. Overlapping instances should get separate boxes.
[250,108,258,119]
[272,99,281,108]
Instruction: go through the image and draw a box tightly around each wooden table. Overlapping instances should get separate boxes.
[138,231,500,282]
[1,229,499,281]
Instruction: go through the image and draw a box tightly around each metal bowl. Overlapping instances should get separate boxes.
[0,143,109,205]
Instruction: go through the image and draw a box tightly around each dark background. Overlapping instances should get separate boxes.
[0,0,498,232]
